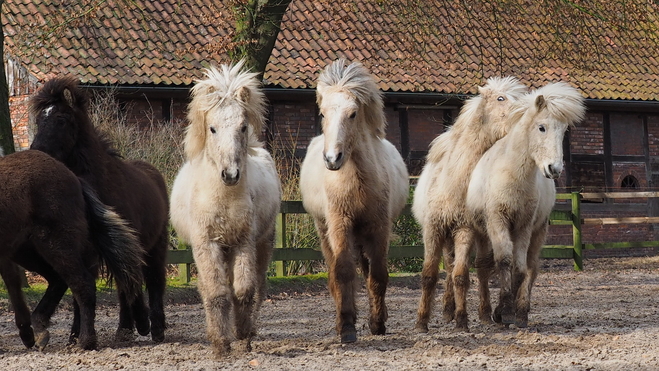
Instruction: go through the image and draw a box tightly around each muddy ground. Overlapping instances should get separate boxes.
[1,256,658,370]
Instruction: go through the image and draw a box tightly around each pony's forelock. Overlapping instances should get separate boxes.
[316,59,386,138]
[185,60,267,159]
[510,82,586,128]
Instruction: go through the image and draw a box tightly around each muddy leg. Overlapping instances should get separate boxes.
[452,228,474,331]
[364,244,388,336]
[0,261,35,348]
[415,227,444,333]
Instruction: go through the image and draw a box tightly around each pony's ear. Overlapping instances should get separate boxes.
[63,88,75,107]
[535,95,547,111]
[184,94,208,159]
[236,86,250,103]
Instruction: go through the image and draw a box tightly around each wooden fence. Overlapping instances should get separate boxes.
[167,192,659,282]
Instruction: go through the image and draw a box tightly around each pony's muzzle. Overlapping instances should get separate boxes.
[221,169,240,186]
[544,163,562,179]
[323,151,344,171]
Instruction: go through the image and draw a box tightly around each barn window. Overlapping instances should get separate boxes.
[621,175,639,189]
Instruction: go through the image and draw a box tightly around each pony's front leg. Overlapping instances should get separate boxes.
[487,218,515,325]
[514,225,546,328]
[326,220,358,343]
[192,240,232,357]
[363,231,389,336]
[452,228,474,331]
[232,241,259,352]
[415,226,444,333]
[0,260,35,348]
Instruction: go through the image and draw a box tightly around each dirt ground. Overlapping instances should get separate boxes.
[1,256,659,370]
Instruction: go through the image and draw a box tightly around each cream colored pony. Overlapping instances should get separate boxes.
[170,62,281,356]
[466,82,585,328]
[300,59,408,343]
[414,77,527,332]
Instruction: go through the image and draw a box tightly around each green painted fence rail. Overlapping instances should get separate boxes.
[168,191,659,282]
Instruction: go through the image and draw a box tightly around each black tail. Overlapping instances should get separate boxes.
[80,180,144,303]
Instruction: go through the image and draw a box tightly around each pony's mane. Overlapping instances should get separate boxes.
[509,81,586,127]
[426,76,526,164]
[29,75,89,117]
[316,59,386,138]
[185,61,267,159]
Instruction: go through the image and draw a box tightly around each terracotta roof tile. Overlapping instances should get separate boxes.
[4,0,659,100]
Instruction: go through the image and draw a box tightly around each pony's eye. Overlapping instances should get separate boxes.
[497,96,505,101]
[241,125,247,133]
[539,125,546,133]
[319,113,324,120]
[210,127,216,134]
[349,112,356,119]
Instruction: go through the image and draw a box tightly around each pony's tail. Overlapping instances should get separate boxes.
[80,180,144,303]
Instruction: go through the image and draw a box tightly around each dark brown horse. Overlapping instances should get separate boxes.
[0,150,144,350]
[30,76,170,343]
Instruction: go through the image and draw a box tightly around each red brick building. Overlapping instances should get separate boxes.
[4,0,659,247]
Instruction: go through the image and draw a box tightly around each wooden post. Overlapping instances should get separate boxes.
[275,212,286,277]
[571,191,583,271]
[178,242,191,284]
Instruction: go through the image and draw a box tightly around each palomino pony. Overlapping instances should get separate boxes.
[170,62,280,356]
[466,82,585,328]
[300,60,409,343]
[29,77,169,343]
[413,77,527,332]
[0,150,144,350]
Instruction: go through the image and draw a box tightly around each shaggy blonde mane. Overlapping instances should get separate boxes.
[508,81,586,129]
[426,76,526,164]
[184,60,267,160]
[316,59,386,138]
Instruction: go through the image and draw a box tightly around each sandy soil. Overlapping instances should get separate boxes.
[1,256,659,370]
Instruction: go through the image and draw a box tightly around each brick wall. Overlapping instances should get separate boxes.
[570,112,604,155]
[270,102,317,154]
[407,109,447,152]
[9,95,30,150]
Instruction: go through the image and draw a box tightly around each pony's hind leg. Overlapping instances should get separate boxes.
[415,227,444,333]
[475,237,494,324]
[0,260,35,348]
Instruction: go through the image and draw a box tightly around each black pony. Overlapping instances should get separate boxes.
[0,150,144,350]
[30,76,170,343]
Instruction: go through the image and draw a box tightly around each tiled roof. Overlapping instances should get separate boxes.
[4,0,659,100]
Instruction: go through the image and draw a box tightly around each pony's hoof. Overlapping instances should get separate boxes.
[67,333,78,346]
[136,320,150,337]
[35,331,50,350]
[414,322,429,333]
[212,339,231,359]
[501,313,515,325]
[515,313,529,328]
[19,326,35,348]
[369,321,386,336]
[115,328,136,342]
[151,328,165,343]
[442,311,455,324]
[340,324,357,344]
[77,335,98,350]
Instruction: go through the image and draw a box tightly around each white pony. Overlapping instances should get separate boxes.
[413,77,527,332]
[466,82,585,328]
[300,59,408,343]
[170,61,281,356]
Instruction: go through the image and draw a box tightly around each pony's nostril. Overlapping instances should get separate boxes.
[335,152,343,163]
[548,164,553,173]
[234,169,240,181]
[221,170,227,180]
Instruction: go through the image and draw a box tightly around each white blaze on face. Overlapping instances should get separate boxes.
[43,105,55,118]
[320,91,357,170]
